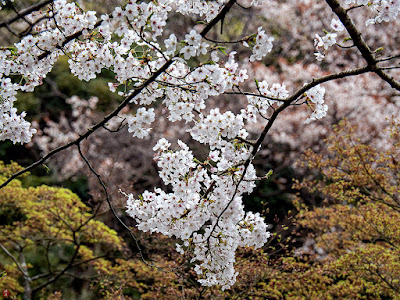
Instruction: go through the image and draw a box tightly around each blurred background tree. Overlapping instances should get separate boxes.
[233,119,400,299]
[0,161,128,299]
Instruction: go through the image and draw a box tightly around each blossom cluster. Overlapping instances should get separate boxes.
[345,0,400,25]
[241,80,288,121]
[172,0,226,22]
[124,95,275,288]
[127,107,156,138]
[249,27,274,62]
[304,85,327,124]
[190,108,247,151]
[366,0,400,25]
[314,19,343,61]
[180,30,210,59]
[126,138,270,289]
[0,75,36,144]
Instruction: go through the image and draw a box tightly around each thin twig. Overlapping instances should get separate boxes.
[77,144,182,273]
[31,239,81,294]
[377,54,400,63]
[0,243,30,279]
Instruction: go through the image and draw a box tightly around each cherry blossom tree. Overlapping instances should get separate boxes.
[0,0,399,290]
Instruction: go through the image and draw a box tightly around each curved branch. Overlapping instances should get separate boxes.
[0,242,30,279]
[0,0,53,29]
[0,0,238,189]
[208,65,372,238]
[325,0,400,91]
[31,240,81,295]
[77,144,183,273]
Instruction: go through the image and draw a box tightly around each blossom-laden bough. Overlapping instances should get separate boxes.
[0,0,399,290]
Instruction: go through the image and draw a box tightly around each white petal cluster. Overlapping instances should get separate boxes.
[167,0,226,21]
[126,138,270,289]
[180,30,210,60]
[241,81,287,121]
[127,107,155,138]
[0,75,36,144]
[345,0,399,25]
[304,85,328,124]
[345,0,370,5]
[249,27,274,62]
[366,0,400,25]
[314,32,337,61]
[157,53,248,124]
[126,89,270,289]
[190,108,246,150]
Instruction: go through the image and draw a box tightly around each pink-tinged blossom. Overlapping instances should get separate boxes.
[304,85,327,123]
[331,19,345,32]
[249,27,274,62]
[165,34,178,55]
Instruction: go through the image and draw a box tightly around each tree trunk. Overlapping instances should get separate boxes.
[19,251,32,300]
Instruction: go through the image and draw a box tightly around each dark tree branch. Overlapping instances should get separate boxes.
[325,0,400,91]
[30,253,109,281]
[31,237,81,295]
[0,0,53,32]
[77,144,183,273]
[0,242,30,279]
[378,54,400,63]
[208,65,372,239]
[0,0,238,189]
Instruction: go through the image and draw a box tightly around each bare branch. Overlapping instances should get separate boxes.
[0,242,30,279]
[378,54,400,63]
[31,240,81,295]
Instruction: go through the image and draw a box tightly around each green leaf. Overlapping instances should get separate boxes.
[216,46,227,55]
[42,164,50,173]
